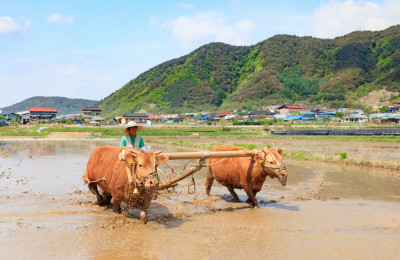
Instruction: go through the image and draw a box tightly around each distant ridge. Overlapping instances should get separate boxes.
[99,24,400,116]
[1,96,99,115]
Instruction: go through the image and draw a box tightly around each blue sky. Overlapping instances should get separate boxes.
[1,0,400,108]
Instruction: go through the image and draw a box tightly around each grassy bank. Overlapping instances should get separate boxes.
[285,150,400,172]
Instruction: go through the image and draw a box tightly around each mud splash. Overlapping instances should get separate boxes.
[0,140,400,259]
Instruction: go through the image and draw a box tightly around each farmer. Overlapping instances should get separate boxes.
[120,121,147,151]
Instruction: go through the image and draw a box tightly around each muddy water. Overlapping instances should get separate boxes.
[1,140,400,259]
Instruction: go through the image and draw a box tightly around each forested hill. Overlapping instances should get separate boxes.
[1,96,98,115]
[99,25,400,116]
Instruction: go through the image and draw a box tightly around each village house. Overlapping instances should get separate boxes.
[15,111,30,124]
[217,111,236,119]
[388,100,400,113]
[299,111,316,118]
[213,111,237,122]
[282,115,314,122]
[380,113,400,125]
[2,113,19,124]
[343,114,369,123]
[148,113,163,123]
[121,113,149,125]
[277,105,303,115]
[370,112,400,125]
[53,114,82,123]
[82,107,102,123]
[29,108,57,123]
[177,114,192,123]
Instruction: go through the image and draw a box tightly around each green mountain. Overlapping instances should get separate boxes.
[99,25,400,116]
[1,96,99,115]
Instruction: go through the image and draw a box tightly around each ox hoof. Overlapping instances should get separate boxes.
[140,212,148,224]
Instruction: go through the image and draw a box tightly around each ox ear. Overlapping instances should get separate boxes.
[156,154,168,165]
[277,148,283,155]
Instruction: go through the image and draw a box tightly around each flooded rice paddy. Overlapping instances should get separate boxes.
[1,139,400,259]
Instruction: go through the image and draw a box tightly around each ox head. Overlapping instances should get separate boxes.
[118,150,169,190]
[255,147,287,186]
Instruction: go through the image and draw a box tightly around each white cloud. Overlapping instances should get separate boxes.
[25,19,31,27]
[312,0,400,38]
[167,11,254,47]
[177,2,194,10]
[46,14,74,25]
[0,16,21,34]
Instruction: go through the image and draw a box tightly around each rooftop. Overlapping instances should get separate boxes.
[29,108,57,113]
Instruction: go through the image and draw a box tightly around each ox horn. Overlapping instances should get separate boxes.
[129,151,138,157]
[154,151,163,155]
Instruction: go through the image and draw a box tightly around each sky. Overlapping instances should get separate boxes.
[1,0,400,108]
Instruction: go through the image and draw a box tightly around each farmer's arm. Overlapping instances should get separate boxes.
[120,136,126,147]
[139,136,147,151]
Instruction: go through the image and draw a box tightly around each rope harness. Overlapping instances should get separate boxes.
[188,151,210,194]
[118,150,160,195]
[257,149,287,176]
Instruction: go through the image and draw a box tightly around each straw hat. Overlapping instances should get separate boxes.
[123,121,144,133]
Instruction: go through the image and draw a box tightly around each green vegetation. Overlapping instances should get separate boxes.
[98,25,400,115]
[276,65,322,100]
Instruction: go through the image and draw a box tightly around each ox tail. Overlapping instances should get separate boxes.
[82,168,90,184]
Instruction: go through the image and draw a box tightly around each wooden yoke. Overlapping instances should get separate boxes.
[161,150,259,160]
[158,150,259,190]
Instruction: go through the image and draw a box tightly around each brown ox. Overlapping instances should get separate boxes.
[206,145,287,207]
[82,146,168,223]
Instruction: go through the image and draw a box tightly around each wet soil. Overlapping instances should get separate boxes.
[169,136,400,161]
[1,139,400,259]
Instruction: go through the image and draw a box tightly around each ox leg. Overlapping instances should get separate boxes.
[113,199,122,214]
[227,187,240,202]
[88,183,104,204]
[205,166,214,196]
[244,187,258,207]
[102,191,112,205]
[140,199,151,224]
[140,211,148,224]
[246,190,258,203]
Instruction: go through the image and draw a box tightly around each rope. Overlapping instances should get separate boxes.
[259,150,287,171]
[203,157,227,166]
[188,174,196,194]
[163,161,180,174]
[87,176,106,184]
[201,151,210,160]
